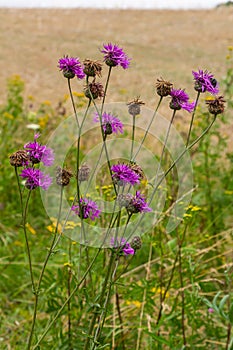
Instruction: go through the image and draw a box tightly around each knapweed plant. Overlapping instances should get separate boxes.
[9,43,231,350]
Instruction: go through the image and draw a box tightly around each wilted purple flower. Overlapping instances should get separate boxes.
[111,163,140,186]
[24,134,54,166]
[111,237,135,256]
[127,191,152,214]
[58,55,85,79]
[20,168,52,190]
[169,89,195,112]
[94,112,123,135]
[71,198,101,220]
[192,70,219,94]
[101,43,131,69]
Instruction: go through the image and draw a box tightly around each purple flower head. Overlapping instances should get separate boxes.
[101,43,131,69]
[24,135,54,166]
[127,191,152,214]
[94,112,123,135]
[208,308,214,314]
[192,70,219,94]
[20,168,52,190]
[111,163,140,186]
[111,237,135,256]
[169,89,195,113]
[71,198,101,221]
[58,55,85,79]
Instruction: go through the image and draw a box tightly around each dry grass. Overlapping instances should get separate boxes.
[0,7,232,141]
[0,7,232,105]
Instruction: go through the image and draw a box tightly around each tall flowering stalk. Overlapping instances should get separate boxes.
[186,69,219,146]
[10,135,54,348]
[10,42,226,350]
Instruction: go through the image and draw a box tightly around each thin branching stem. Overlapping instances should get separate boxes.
[132,95,163,161]
[136,241,153,350]
[186,91,200,147]
[68,78,80,128]
[130,114,136,161]
[32,248,102,349]
[129,115,217,241]
[27,185,64,349]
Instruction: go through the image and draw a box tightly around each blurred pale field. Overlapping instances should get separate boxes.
[0,8,232,120]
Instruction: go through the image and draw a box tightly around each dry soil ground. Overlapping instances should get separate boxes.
[0,8,232,103]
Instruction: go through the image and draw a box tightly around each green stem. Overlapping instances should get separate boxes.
[129,115,217,239]
[152,109,176,189]
[132,96,163,161]
[92,257,119,349]
[88,67,118,195]
[68,78,80,129]
[101,66,112,113]
[22,190,34,291]
[32,248,102,349]
[130,114,136,161]
[84,250,116,350]
[186,91,200,147]
[15,167,24,212]
[67,239,73,350]
[27,185,64,349]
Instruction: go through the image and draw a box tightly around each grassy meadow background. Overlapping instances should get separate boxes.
[0,6,233,350]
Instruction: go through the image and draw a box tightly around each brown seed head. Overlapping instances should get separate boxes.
[84,82,105,100]
[205,96,226,115]
[129,161,144,180]
[83,59,102,78]
[9,150,29,167]
[156,78,173,97]
[56,167,73,186]
[127,97,145,116]
[77,164,90,182]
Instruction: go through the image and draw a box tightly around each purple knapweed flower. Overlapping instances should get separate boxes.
[192,69,219,94]
[58,55,85,79]
[71,198,101,220]
[101,43,131,69]
[24,134,54,166]
[169,89,195,112]
[94,112,123,135]
[20,168,52,190]
[111,163,140,186]
[127,191,152,214]
[111,237,135,256]
[208,308,214,313]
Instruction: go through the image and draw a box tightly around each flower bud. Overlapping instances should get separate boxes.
[84,82,104,100]
[77,164,90,182]
[9,150,29,167]
[56,167,73,186]
[130,236,142,250]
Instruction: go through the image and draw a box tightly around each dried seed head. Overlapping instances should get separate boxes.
[205,96,225,115]
[56,167,73,186]
[127,97,145,116]
[83,59,102,78]
[130,236,142,250]
[156,78,173,97]
[9,150,29,167]
[77,164,90,182]
[84,82,105,100]
[129,162,144,180]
